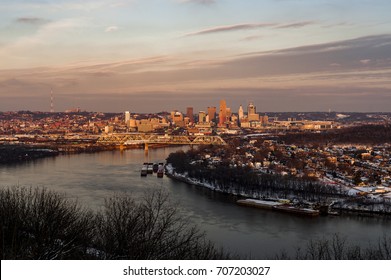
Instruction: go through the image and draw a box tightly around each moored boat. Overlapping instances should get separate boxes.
[157,163,164,178]
[140,163,148,177]
[147,163,153,174]
[153,163,159,173]
[237,199,283,209]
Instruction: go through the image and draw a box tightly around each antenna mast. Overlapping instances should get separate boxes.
[50,88,54,113]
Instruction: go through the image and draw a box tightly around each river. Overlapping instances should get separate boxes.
[1,147,390,259]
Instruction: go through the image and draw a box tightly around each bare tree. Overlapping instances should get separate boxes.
[93,190,229,260]
[1,187,229,260]
[275,234,391,260]
[0,187,94,259]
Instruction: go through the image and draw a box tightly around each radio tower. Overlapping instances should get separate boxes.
[50,89,54,113]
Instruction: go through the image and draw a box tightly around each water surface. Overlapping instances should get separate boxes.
[1,147,390,258]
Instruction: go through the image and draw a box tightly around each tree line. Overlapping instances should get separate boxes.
[0,187,229,260]
[276,234,391,260]
[280,124,391,146]
[0,145,58,164]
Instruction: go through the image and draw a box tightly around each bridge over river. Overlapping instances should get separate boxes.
[97,133,227,150]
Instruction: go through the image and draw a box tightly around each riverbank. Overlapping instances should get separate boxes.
[0,144,119,164]
[165,163,243,196]
[0,143,173,165]
[0,145,59,164]
[165,164,391,217]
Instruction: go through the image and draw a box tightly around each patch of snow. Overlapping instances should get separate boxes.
[336,114,349,119]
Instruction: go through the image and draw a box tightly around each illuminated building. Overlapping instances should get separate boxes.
[186,107,194,123]
[199,111,206,123]
[238,105,244,120]
[219,100,227,126]
[207,106,216,122]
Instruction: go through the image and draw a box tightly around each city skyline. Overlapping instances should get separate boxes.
[0,0,391,112]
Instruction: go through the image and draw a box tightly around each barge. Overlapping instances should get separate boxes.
[272,205,320,216]
[237,199,320,216]
[237,199,283,209]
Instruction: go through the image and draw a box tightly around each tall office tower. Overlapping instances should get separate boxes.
[219,99,227,126]
[247,102,256,115]
[226,107,232,120]
[198,111,206,123]
[125,111,131,123]
[247,102,259,122]
[207,106,216,122]
[186,107,194,123]
[238,105,244,120]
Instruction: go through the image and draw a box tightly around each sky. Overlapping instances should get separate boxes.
[0,0,391,113]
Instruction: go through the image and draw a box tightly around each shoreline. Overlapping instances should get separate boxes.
[165,164,391,218]
[0,143,177,165]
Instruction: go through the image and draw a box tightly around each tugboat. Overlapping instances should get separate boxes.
[153,163,159,173]
[147,163,153,174]
[140,163,148,177]
[157,163,164,178]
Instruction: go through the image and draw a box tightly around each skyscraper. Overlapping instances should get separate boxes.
[198,111,206,123]
[186,107,194,123]
[207,106,216,122]
[238,105,244,120]
[125,111,130,123]
[173,111,184,127]
[226,107,232,120]
[247,102,256,115]
[247,102,259,122]
[219,99,227,126]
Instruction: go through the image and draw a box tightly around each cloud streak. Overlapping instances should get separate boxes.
[179,0,216,4]
[183,23,276,37]
[183,21,316,37]
[1,34,390,112]
[16,17,49,25]
[275,21,315,29]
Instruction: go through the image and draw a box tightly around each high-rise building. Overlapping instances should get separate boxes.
[247,102,256,115]
[207,106,216,122]
[125,111,130,123]
[238,105,244,120]
[186,107,194,123]
[219,100,227,126]
[247,102,259,122]
[198,111,206,123]
[173,111,185,127]
[226,107,232,120]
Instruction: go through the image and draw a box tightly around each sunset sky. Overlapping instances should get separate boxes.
[1,0,391,112]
